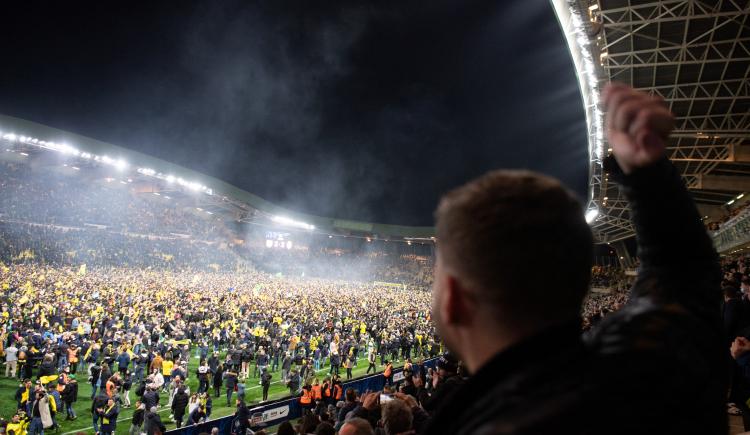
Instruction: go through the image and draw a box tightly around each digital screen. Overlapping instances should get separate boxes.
[265,231,293,249]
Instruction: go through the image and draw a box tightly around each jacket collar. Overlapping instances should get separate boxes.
[425,320,583,432]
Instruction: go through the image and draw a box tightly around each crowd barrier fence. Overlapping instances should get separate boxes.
[165,357,438,435]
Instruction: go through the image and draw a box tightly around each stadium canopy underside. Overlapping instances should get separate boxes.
[0,114,435,240]
[554,0,750,243]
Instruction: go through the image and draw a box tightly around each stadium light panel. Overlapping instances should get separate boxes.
[115,159,128,171]
[585,208,599,224]
[271,215,315,231]
[166,175,176,183]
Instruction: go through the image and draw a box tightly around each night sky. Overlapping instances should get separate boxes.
[0,0,587,226]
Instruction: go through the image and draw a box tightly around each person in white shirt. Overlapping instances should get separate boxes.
[5,343,18,378]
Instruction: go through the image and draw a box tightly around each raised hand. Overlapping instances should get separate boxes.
[603,83,675,174]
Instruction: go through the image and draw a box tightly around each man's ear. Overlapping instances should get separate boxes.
[442,275,474,327]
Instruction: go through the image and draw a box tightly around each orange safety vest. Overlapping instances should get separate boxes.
[67,348,79,363]
[333,384,343,400]
[384,364,392,378]
[106,380,116,398]
[57,373,69,393]
[311,385,322,400]
[300,388,313,405]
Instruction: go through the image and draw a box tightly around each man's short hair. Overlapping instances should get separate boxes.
[341,417,375,435]
[381,400,413,435]
[435,170,592,325]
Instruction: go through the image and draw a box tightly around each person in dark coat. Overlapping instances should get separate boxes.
[91,391,109,434]
[171,387,189,428]
[37,356,55,380]
[142,386,159,411]
[89,362,102,399]
[98,398,119,435]
[212,363,224,398]
[422,85,726,435]
[223,367,237,407]
[61,376,78,420]
[725,286,749,346]
[261,367,273,402]
[130,401,146,435]
[234,400,251,435]
[143,407,166,435]
[187,405,206,426]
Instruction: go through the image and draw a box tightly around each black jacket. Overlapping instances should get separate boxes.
[142,390,159,411]
[171,391,189,416]
[144,412,166,435]
[235,403,251,430]
[132,408,145,427]
[422,158,726,435]
[62,382,78,403]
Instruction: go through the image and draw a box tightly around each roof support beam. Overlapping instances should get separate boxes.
[693,174,750,192]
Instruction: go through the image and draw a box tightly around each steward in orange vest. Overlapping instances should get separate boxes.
[311,380,323,401]
[332,379,343,401]
[300,384,313,408]
[384,361,394,386]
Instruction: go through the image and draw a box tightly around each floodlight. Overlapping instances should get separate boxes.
[585,208,599,224]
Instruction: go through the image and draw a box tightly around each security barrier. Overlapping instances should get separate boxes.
[165,358,438,435]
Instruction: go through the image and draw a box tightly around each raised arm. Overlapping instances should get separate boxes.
[603,83,721,318]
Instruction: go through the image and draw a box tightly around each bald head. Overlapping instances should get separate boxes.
[339,417,375,435]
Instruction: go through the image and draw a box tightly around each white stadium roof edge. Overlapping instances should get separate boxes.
[552,0,750,243]
[0,113,435,240]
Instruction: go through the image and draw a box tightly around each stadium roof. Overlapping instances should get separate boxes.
[554,0,750,242]
[0,114,435,240]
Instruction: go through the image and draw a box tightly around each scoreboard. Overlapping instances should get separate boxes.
[265,231,293,249]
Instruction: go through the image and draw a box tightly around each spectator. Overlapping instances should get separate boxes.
[234,400,250,435]
[261,367,272,402]
[97,397,119,435]
[4,343,18,378]
[171,387,189,428]
[61,375,78,420]
[143,406,166,435]
[277,421,295,435]
[422,84,725,434]
[129,401,146,435]
[381,399,413,435]
[339,417,374,435]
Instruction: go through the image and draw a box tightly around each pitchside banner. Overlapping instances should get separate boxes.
[250,403,290,426]
[165,358,438,435]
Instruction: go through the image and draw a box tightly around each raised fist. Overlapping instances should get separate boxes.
[603,83,674,174]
